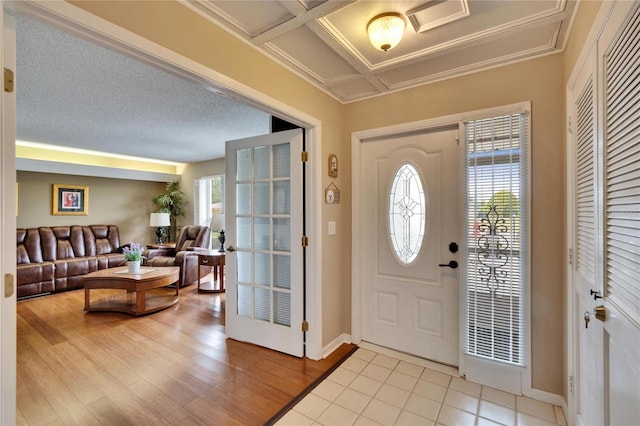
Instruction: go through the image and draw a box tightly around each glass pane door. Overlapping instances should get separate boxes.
[225,129,303,357]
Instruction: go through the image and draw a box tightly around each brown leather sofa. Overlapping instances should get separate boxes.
[16,225,125,299]
[145,225,211,288]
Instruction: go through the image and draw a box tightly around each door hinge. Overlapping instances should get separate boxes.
[301,321,309,332]
[4,274,14,298]
[4,68,14,93]
[567,116,573,134]
[569,375,574,395]
[301,151,308,162]
[302,236,309,247]
[568,248,573,266]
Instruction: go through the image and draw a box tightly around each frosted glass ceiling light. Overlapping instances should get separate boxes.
[367,12,405,52]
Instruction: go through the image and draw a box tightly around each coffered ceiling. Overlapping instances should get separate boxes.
[184,0,579,103]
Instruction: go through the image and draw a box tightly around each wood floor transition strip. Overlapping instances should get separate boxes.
[263,345,359,426]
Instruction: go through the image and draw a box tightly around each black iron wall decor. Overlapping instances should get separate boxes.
[476,205,511,292]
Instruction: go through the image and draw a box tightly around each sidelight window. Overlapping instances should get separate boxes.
[464,112,529,366]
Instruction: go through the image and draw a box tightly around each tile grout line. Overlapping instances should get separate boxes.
[278,347,564,426]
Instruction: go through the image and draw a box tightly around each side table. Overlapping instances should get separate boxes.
[197,250,225,293]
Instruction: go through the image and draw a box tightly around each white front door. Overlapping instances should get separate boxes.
[359,127,460,365]
[225,129,305,357]
[568,2,640,424]
[1,10,17,425]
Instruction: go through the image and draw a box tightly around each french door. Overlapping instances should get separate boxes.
[225,129,305,357]
[359,127,460,366]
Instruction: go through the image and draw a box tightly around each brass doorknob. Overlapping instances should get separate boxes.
[594,305,606,322]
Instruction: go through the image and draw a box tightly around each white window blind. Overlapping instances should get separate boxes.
[193,178,212,227]
[604,5,640,324]
[575,78,596,280]
[464,113,528,366]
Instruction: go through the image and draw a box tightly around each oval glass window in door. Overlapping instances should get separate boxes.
[389,163,426,264]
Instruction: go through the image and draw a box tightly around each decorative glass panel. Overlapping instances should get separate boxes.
[273,181,290,215]
[236,148,251,180]
[273,143,290,178]
[254,146,270,179]
[255,287,271,322]
[237,251,251,283]
[273,218,291,252]
[237,183,252,215]
[273,255,291,289]
[254,253,271,286]
[388,163,426,264]
[254,182,270,215]
[234,140,295,331]
[237,285,251,317]
[254,218,270,250]
[237,217,251,249]
[274,291,291,326]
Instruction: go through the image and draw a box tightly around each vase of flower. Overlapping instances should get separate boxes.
[123,242,144,274]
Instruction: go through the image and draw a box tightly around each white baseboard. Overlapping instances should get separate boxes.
[321,333,352,359]
[524,386,565,407]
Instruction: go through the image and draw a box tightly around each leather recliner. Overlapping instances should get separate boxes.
[144,225,211,288]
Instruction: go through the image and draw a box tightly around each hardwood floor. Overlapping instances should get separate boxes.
[16,286,355,425]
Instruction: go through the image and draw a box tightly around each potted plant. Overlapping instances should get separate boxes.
[122,242,144,274]
[152,178,187,242]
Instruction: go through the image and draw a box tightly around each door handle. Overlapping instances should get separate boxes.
[226,245,236,252]
[438,260,458,269]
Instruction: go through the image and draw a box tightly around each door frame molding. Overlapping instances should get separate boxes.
[3,1,323,360]
[1,10,17,426]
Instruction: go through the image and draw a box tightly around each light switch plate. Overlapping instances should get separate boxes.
[328,221,336,235]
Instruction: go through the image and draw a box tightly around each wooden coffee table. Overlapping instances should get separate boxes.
[84,266,180,316]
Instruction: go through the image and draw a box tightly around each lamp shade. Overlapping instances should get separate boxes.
[210,213,225,231]
[367,12,405,52]
[149,212,170,227]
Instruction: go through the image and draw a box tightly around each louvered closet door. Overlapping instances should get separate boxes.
[569,2,640,424]
[600,2,640,424]
[570,48,605,426]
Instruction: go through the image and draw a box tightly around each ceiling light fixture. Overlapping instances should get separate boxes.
[367,12,406,52]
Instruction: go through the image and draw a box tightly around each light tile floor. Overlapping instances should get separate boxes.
[276,345,566,426]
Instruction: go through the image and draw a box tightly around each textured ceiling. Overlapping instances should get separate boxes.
[185,0,578,103]
[15,14,271,164]
[14,1,578,164]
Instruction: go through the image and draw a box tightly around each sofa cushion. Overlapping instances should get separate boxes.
[17,228,43,264]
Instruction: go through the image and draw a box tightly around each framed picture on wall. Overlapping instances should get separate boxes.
[52,184,89,215]
[328,154,338,177]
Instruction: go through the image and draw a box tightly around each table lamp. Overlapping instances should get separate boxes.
[210,213,225,252]
[150,212,170,244]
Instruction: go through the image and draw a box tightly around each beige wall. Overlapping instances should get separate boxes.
[17,171,165,244]
[347,55,566,395]
[59,0,604,397]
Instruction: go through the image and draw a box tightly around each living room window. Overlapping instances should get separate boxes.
[464,112,529,366]
[194,175,225,238]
